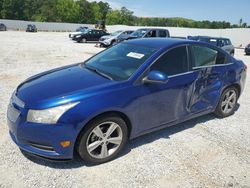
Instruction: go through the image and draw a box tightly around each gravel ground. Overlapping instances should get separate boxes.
[0,31,249,188]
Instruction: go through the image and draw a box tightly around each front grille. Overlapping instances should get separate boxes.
[29,142,55,152]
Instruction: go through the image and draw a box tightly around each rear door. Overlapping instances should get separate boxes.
[188,44,228,113]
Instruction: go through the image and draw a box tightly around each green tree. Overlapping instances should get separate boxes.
[33,0,58,22]
[91,1,102,22]
[98,1,110,20]
[23,0,43,20]
[1,0,25,20]
[106,10,121,25]
[56,0,80,23]
[76,0,95,23]
[120,7,134,25]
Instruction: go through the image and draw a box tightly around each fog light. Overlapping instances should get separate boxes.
[60,141,71,148]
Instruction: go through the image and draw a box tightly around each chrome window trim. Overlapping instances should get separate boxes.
[168,70,196,78]
[192,62,234,70]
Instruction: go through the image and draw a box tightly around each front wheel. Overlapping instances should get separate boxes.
[81,38,87,43]
[77,115,128,164]
[214,87,239,118]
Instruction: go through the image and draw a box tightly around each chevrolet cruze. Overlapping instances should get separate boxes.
[7,38,247,164]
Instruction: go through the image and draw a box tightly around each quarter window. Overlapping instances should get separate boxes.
[150,46,188,76]
[191,45,226,67]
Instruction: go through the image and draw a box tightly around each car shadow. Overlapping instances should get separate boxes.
[22,104,240,169]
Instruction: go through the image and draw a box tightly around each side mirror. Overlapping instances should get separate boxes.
[143,70,169,84]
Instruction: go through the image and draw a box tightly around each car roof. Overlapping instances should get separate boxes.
[124,38,201,49]
[136,28,168,31]
[195,36,230,40]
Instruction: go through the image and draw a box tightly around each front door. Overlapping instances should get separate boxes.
[136,46,196,132]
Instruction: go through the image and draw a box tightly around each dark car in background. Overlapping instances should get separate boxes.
[26,24,37,32]
[245,44,250,55]
[126,28,170,41]
[99,30,134,47]
[188,36,235,56]
[0,23,7,31]
[72,29,109,43]
[69,26,88,38]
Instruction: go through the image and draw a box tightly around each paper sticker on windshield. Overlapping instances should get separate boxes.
[127,52,145,59]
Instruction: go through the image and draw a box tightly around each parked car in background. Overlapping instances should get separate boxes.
[0,23,7,31]
[7,38,247,164]
[72,29,109,43]
[69,26,88,38]
[188,36,235,56]
[99,30,134,47]
[126,28,170,41]
[26,24,37,32]
[245,44,250,55]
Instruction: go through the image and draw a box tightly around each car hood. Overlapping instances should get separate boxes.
[100,35,113,40]
[126,36,140,40]
[70,32,82,35]
[16,64,112,109]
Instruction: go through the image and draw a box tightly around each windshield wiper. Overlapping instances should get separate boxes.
[84,65,113,80]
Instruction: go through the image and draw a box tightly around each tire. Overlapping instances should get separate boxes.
[77,115,128,164]
[214,86,239,118]
[110,40,115,46]
[81,38,87,43]
[230,51,234,56]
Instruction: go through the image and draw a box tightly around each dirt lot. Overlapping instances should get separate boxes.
[0,31,249,188]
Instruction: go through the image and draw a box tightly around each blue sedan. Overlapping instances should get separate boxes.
[7,38,247,164]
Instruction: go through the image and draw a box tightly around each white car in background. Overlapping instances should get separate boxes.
[99,30,134,47]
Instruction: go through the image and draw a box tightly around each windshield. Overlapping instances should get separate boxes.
[130,29,148,38]
[84,43,158,81]
[111,30,123,36]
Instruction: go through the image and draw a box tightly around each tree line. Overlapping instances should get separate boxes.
[0,0,249,29]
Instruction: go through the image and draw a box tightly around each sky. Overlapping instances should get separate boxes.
[88,0,250,24]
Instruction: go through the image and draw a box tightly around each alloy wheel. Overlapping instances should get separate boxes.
[86,121,123,159]
[221,89,237,114]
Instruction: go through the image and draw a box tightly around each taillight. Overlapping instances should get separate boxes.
[244,64,247,71]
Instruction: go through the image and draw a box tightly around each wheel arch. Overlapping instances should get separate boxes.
[223,83,241,97]
[74,110,132,152]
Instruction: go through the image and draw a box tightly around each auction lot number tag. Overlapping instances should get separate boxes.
[127,52,145,59]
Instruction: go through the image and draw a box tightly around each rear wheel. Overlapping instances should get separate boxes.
[214,87,238,118]
[77,115,128,164]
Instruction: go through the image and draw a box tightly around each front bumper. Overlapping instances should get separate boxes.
[99,40,111,46]
[7,105,78,160]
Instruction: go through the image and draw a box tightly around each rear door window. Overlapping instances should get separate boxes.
[190,45,226,67]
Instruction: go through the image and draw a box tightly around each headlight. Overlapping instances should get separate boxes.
[27,102,79,124]
[75,35,81,38]
[104,39,111,45]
